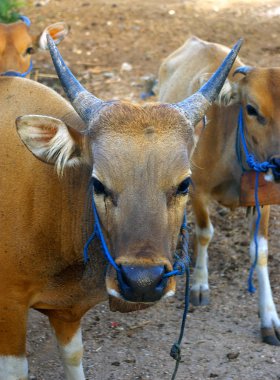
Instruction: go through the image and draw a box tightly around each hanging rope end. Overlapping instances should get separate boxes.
[247,282,256,294]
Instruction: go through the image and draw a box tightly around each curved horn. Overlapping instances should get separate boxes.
[175,38,243,126]
[233,65,253,76]
[47,35,105,126]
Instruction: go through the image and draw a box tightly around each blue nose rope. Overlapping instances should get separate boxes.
[83,195,190,280]
[0,16,33,78]
[83,193,190,379]
[83,195,120,272]
[236,108,276,292]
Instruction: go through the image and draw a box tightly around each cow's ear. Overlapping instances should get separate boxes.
[37,22,70,50]
[16,115,84,176]
[198,74,240,106]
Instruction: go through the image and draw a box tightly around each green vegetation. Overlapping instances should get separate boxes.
[0,0,27,23]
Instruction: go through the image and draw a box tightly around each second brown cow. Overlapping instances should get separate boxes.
[0,17,68,76]
[159,36,280,346]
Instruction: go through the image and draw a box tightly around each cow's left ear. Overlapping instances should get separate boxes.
[37,22,70,50]
[16,115,85,176]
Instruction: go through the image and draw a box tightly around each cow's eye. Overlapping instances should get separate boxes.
[246,104,266,125]
[176,177,191,195]
[93,178,107,195]
[246,104,259,117]
[25,47,35,55]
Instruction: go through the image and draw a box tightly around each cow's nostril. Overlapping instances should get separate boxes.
[117,265,167,302]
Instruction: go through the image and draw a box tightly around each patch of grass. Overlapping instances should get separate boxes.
[0,0,27,23]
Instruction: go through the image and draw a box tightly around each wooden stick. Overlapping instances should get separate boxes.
[128,320,151,330]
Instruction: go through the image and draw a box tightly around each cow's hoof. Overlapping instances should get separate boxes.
[190,289,210,306]
[261,327,280,346]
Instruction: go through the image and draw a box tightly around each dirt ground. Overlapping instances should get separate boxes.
[21,0,280,379]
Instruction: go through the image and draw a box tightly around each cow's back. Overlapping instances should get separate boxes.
[158,37,245,207]
[158,36,243,103]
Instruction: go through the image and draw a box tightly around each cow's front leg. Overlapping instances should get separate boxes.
[190,196,214,306]
[48,315,85,380]
[0,300,28,380]
[249,205,280,345]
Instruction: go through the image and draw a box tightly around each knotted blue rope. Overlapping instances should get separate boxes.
[83,190,190,380]
[0,16,33,78]
[237,108,276,292]
[164,214,189,279]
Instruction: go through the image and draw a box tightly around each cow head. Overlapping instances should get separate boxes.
[215,66,280,182]
[0,20,69,75]
[16,37,241,311]
[235,67,280,181]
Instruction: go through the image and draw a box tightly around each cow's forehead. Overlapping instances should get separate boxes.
[92,136,190,191]
[91,103,192,189]
[90,102,191,136]
[0,22,31,52]
[0,22,29,35]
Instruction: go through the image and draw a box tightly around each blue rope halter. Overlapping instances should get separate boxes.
[83,190,190,379]
[1,60,33,78]
[236,107,276,292]
[0,16,33,78]
[83,194,189,278]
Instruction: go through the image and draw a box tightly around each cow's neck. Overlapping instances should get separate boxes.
[60,167,107,269]
[192,104,243,209]
[31,166,108,310]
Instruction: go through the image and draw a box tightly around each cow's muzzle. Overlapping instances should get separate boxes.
[117,264,168,302]
[270,157,280,182]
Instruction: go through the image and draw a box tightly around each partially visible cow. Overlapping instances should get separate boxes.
[0,17,68,76]
[0,35,241,379]
[159,36,280,345]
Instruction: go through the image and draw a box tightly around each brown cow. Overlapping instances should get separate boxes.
[0,36,241,379]
[159,36,280,346]
[0,18,68,76]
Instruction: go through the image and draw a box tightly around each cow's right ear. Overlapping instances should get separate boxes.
[16,115,84,176]
[37,22,70,50]
[198,74,240,106]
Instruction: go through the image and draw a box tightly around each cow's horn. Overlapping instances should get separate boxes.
[47,35,105,126]
[233,65,253,76]
[175,38,243,126]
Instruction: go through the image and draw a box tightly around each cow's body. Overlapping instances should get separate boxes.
[0,35,241,379]
[0,76,106,309]
[0,19,68,75]
[159,36,280,345]
[0,77,195,379]
[0,78,107,379]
